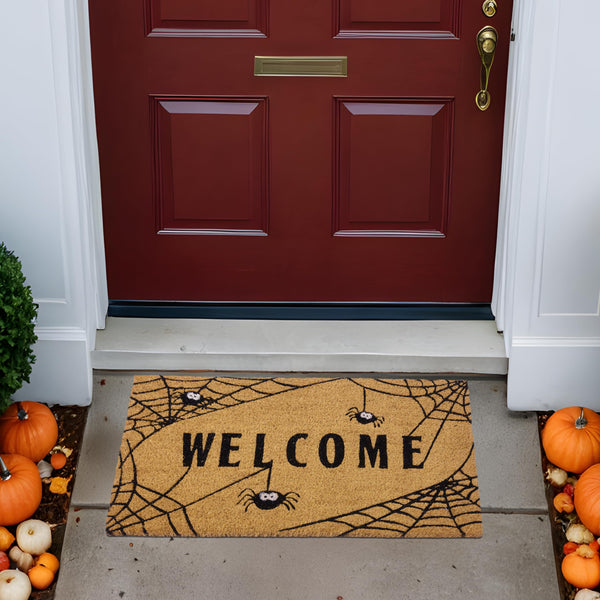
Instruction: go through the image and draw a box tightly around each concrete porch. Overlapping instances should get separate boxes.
[54,370,559,599]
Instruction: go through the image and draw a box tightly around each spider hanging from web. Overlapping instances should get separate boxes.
[346,387,385,427]
[237,463,300,512]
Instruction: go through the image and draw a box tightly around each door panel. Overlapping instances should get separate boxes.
[90,0,513,302]
[334,99,451,236]
[154,97,268,234]
[147,0,268,36]
[336,0,459,36]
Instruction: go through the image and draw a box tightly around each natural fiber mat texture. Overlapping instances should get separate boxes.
[106,376,482,538]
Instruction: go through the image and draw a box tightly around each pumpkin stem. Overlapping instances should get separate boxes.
[15,402,28,421]
[575,407,588,429]
[0,456,11,481]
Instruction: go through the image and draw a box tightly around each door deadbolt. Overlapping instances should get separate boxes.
[482,0,497,17]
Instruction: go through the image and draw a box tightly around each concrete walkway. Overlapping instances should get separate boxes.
[55,374,559,599]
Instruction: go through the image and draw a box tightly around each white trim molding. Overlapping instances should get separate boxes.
[14,327,91,406]
[49,0,108,333]
[1,1,107,406]
[508,339,600,411]
[494,0,600,410]
[491,0,534,337]
[34,326,89,342]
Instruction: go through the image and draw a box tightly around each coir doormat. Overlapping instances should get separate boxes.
[106,376,482,538]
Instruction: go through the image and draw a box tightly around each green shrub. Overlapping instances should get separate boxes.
[0,243,38,413]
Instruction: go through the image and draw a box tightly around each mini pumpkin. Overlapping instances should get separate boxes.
[27,564,54,590]
[50,451,66,470]
[16,520,51,556]
[575,463,600,536]
[0,527,14,552]
[554,492,575,514]
[561,544,600,589]
[0,401,58,463]
[542,407,600,474]
[0,454,42,526]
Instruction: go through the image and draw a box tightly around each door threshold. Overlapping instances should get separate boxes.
[92,318,507,375]
[107,301,495,320]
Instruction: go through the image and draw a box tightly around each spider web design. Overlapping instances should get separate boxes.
[106,376,481,538]
[107,439,277,536]
[117,375,340,454]
[280,444,481,538]
[355,377,471,424]
[107,376,341,535]
[356,378,472,466]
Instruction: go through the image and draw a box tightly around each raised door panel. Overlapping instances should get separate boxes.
[147,0,268,36]
[334,99,452,236]
[153,97,269,235]
[336,0,460,37]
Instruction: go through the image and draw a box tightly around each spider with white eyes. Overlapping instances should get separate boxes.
[180,391,218,408]
[346,406,385,427]
[237,489,300,511]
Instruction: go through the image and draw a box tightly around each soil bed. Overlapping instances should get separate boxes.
[5,404,88,599]
[539,412,600,600]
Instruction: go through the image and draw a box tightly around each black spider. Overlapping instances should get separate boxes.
[237,489,299,511]
[180,391,218,408]
[346,406,385,427]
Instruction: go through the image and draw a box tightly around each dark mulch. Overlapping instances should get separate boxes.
[4,404,88,599]
[538,412,600,600]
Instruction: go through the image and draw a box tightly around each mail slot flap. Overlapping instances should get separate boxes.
[254,56,348,77]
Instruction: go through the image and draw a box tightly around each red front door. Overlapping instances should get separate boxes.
[90,0,512,302]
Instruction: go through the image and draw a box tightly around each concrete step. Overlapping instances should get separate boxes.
[92,318,507,374]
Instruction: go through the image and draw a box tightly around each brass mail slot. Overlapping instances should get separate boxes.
[254,56,348,77]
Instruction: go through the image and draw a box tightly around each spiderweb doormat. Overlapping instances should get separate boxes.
[106,376,482,538]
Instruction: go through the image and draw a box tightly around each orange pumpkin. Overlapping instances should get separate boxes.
[561,544,600,589]
[50,451,66,470]
[575,463,600,535]
[0,526,14,551]
[542,407,600,474]
[0,401,58,463]
[27,564,55,590]
[0,454,42,526]
[35,552,60,574]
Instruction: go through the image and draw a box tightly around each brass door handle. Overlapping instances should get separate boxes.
[476,26,498,111]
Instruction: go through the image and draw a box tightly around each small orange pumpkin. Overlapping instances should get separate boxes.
[0,454,42,526]
[542,407,600,474]
[0,401,58,463]
[575,463,600,536]
[561,544,600,589]
[27,564,55,590]
[553,492,575,514]
[50,451,66,470]
[35,552,60,574]
[0,526,14,551]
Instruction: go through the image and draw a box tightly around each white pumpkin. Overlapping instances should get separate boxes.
[575,590,600,600]
[16,519,52,555]
[0,569,31,600]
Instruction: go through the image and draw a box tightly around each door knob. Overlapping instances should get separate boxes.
[482,0,497,17]
[475,26,498,111]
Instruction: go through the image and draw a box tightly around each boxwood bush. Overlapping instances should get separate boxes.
[0,243,38,413]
